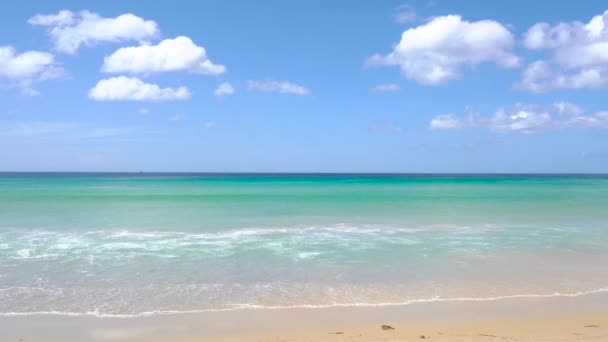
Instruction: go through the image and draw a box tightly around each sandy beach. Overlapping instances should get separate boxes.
[1,291,607,341]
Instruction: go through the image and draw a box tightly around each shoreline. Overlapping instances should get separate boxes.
[2,286,608,318]
[2,290,607,341]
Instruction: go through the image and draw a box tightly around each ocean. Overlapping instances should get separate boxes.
[1,173,607,316]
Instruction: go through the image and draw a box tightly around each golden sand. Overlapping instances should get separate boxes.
[2,292,608,341]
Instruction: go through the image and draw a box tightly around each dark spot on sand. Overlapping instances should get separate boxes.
[381,325,395,330]
[420,335,426,339]
[585,324,599,328]
[328,332,344,335]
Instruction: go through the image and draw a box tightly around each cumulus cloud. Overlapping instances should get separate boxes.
[367,15,519,85]
[89,76,190,102]
[214,82,235,97]
[29,10,159,54]
[518,10,608,92]
[102,36,225,75]
[373,83,401,92]
[516,60,608,92]
[430,102,608,133]
[248,80,309,95]
[0,47,55,80]
[0,46,65,95]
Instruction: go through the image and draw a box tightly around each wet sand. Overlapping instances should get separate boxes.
[1,291,607,341]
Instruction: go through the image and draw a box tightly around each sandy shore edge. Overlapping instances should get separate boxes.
[1,291,607,341]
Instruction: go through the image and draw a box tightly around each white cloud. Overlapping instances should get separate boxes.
[89,76,190,102]
[0,46,64,95]
[489,106,552,133]
[430,102,608,133]
[0,47,54,80]
[515,60,553,93]
[137,107,150,115]
[28,10,75,27]
[523,11,608,51]
[562,111,608,128]
[29,10,159,54]
[393,4,417,24]
[553,101,584,116]
[517,60,608,92]
[102,36,225,75]
[203,120,216,128]
[367,15,519,85]
[430,113,475,130]
[519,10,608,92]
[248,80,309,95]
[214,82,235,97]
[373,83,401,92]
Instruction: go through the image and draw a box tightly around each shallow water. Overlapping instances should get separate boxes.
[1,173,607,316]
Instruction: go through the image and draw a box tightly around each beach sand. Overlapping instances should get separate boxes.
[1,291,607,341]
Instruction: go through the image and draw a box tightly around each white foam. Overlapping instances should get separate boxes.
[15,249,30,258]
[0,224,443,260]
[1,287,607,318]
[297,251,323,259]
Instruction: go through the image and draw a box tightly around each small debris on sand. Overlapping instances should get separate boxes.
[328,332,344,335]
[479,333,499,338]
[584,324,599,328]
[381,325,395,330]
[420,335,426,339]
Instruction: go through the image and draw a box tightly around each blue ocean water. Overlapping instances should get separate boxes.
[1,173,607,316]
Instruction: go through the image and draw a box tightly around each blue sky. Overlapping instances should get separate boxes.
[1,0,607,172]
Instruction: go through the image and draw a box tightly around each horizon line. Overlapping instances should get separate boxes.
[1,171,607,176]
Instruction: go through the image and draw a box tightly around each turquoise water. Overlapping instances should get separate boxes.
[1,173,608,316]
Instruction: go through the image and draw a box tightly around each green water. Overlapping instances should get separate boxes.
[2,173,607,230]
[1,173,607,315]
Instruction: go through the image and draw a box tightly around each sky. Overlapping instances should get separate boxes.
[1,0,608,173]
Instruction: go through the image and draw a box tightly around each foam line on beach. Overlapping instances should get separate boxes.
[1,287,607,319]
